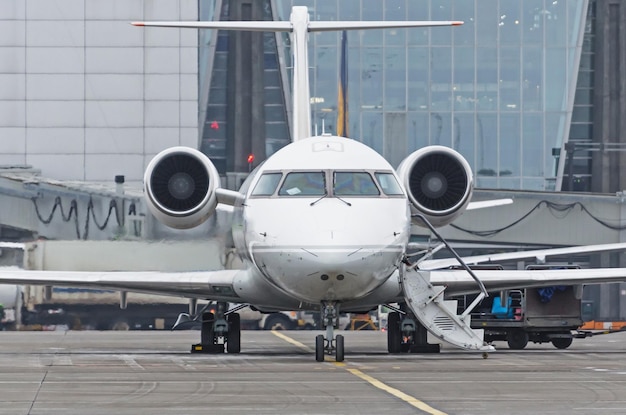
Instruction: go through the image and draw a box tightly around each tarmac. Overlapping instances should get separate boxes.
[0,329,625,415]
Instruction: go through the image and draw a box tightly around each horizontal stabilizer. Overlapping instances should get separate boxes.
[131,20,462,32]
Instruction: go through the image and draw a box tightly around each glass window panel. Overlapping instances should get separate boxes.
[476,0,497,45]
[407,47,429,111]
[430,112,451,146]
[499,0,521,44]
[278,172,326,196]
[499,177,521,190]
[361,48,383,109]
[384,0,406,46]
[522,0,544,44]
[453,1,474,46]
[338,0,359,20]
[576,70,593,88]
[264,104,286,122]
[362,2,383,45]
[569,123,592,140]
[453,113,475,164]
[545,48,566,110]
[361,112,383,154]
[545,113,566,177]
[251,173,282,196]
[431,0,453,45]
[453,47,475,111]
[385,48,406,110]
[407,2,429,45]
[572,105,592,123]
[545,0,567,47]
[431,47,452,111]
[476,113,497,176]
[407,112,430,151]
[334,172,380,196]
[522,113,543,176]
[375,172,404,196]
[500,112,520,176]
[500,47,521,110]
[522,46,542,111]
[476,48,497,110]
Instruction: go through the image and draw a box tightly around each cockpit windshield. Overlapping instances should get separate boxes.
[334,172,380,196]
[250,170,404,198]
[278,172,326,196]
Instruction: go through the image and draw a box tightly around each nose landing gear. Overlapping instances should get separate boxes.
[315,301,344,362]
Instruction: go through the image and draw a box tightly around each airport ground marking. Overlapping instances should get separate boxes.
[346,368,448,415]
[271,331,445,414]
[271,330,314,352]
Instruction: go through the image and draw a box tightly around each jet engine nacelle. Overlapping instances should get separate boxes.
[144,146,221,229]
[397,145,473,227]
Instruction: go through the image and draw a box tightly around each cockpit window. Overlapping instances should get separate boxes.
[278,172,326,196]
[334,172,380,196]
[375,172,404,196]
[251,172,282,196]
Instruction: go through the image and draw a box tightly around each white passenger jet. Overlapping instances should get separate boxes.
[2,6,626,362]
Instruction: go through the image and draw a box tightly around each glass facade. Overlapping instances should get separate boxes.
[200,0,589,191]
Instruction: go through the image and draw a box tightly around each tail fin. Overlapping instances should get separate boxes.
[337,30,349,138]
[133,6,462,142]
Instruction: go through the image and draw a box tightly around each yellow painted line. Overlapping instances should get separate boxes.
[347,368,448,415]
[270,330,314,352]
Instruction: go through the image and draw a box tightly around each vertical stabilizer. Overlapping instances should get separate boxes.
[289,7,312,141]
[132,7,462,143]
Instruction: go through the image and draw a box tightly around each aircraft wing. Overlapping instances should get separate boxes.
[426,267,626,297]
[419,242,626,270]
[0,268,245,302]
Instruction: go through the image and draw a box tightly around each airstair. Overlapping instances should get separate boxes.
[402,266,493,352]
[403,213,494,352]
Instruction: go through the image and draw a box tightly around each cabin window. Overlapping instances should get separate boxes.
[251,173,283,196]
[278,172,326,196]
[333,172,380,196]
[375,172,404,195]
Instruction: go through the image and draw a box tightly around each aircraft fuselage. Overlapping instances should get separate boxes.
[231,135,411,304]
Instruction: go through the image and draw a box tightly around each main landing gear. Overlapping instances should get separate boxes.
[386,304,440,354]
[315,301,344,362]
[190,302,242,354]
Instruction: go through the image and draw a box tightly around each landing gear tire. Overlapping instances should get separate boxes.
[551,337,573,350]
[315,334,325,362]
[264,313,294,330]
[226,313,241,354]
[335,334,344,362]
[201,312,215,345]
[387,312,402,353]
[507,329,529,350]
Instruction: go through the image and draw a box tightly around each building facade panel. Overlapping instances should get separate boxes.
[26,21,85,47]
[27,128,85,154]
[0,73,25,100]
[0,128,26,153]
[85,47,144,74]
[85,74,144,100]
[26,101,85,128]
[85,100,144,128]
[85,128,144,154]
[26,47,85,73]
[27,74,84,100]
[26,154,85,180]
[84,154,144,182]
[26,0,85,20]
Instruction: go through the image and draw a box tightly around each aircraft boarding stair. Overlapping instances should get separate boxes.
[403,266,494,352]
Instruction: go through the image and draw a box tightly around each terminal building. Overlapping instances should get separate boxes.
[0,0,625,320]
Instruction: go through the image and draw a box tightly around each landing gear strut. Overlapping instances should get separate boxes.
[191,302,242,354]
[315,301,344,362]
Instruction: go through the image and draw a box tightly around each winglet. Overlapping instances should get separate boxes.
[131,22,144,26]
[452,21,464,26]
